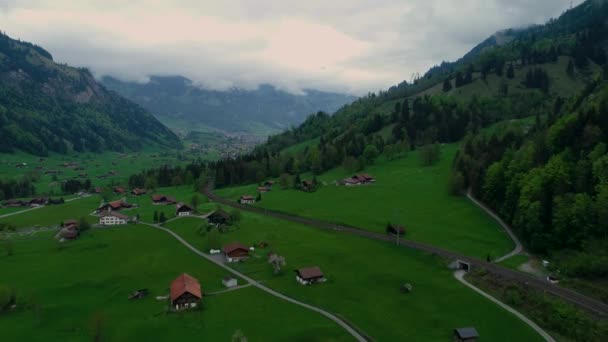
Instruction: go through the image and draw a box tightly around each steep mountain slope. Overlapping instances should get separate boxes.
[101,76,356,135]
[0,33,181,156]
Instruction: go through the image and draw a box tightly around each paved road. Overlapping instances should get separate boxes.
[204,184,608,316]
[466,190,523,262]
[142,222,366,342]
[454,270,555,342]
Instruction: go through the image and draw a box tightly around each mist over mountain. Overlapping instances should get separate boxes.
[101,75,357,135]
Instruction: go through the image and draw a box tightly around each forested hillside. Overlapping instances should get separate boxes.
[208,0,608,188]
[0,32,181,156]
[454,76,608,290]
[101,76,356,135]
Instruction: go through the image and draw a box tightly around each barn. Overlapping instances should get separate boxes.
[170,273,202,311]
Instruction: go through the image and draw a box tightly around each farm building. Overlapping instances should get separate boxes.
[387,224,406,236]
[28,197,47,207]
[454,327,479,342]
[340,173,376,186]
[56,227,79,240]
[131,188,147,196]
[208,209,232,225]
[176,203,194,216]
[257,186,270,193]
[99,212,129,226]
[152,194,176,205]
[223,242,249,263]
[239,195,255,204]
[97,200,132,213]
[222,277,238,288]
[170,273,202,311]
[113,187,126,194]
[301,180,315,192]
[295,266,326,285]
[63,219,78,230]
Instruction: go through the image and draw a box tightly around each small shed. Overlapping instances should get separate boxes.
[454,327,479,342]
[240,195,255,204]
[295,266,326,285]
[170,273,202,311]
[222,277,238,288]
[223,242,249,263]
[387,224,406,236]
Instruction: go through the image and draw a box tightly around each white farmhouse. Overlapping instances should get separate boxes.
[99,212,129,226]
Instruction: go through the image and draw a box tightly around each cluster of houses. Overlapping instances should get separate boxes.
[1,197,64,208]
[338,173,376,186]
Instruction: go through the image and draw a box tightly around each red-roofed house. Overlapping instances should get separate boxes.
[96,200,132,213]
[113,186,126,194]
[152,195,176,205]
[131,188,147,196]
[223,242,249,263]
[170,273,202,311]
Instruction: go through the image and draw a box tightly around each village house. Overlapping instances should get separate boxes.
[454,327,479,342]
[263,180,275,188]
[170,273,202,311]
[301,180,315,192]
[257,186,270,193]
[340,173,376,186]
[99,212,129,226]
[176,203,194,216]
[97,200,132,213]
[131,188,146,196]
[223,242,249,263]
[113,186,126,194]
[94,187,103,194]
[239,195,255,204]
[387,223,406,236]
[152,194,177,205]
[56,227,79,241]
[207,209,232,226]
[222,277,238,288]
[295,266,326,285]
[63,219,78,230]
[28,197,47,207]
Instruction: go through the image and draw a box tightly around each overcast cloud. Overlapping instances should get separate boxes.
[0,0,583,95]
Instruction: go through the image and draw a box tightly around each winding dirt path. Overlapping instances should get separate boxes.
[466,190,523,262]
[454,270,555,341]
[142,222,367,342]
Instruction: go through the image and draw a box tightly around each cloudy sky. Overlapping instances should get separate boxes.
[1,0,583,95]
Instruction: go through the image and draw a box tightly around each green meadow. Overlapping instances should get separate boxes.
[0,196,101,229]
[216,144,514,259]
[163,213,542,341]
[0,226,350,341]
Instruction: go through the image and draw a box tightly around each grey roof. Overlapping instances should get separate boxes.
[454,327,479,339]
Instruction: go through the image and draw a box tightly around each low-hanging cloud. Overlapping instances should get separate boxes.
[0,0,582,95]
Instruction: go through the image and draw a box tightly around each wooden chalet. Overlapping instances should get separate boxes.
[63,219,79,230]
[257,186,270,193]
[454,327,479,342]
[295,266,326,285]
[97,200,132,213]
[222,242,249,263]
[28,197,47,207]
[56,227,79,240]
[113,186,126,194]
[208,209,232,225]
[176,203,194,216]
[301,180,314,192]
[340,173,376,186]
[131,188,147,196]
[151,194,176,205]
[387,223,406,236]
[170,273,202,311]
[239,195,255,204]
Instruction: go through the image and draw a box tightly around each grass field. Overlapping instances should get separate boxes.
[216,144,514,259]
[0,196,101,229]
[0,226,351,341]
[163,212,543,341]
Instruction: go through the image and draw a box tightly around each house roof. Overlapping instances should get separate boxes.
[64,219,78,226]
[296,266,324,280]
[170,273,202,301]
[240,195,254,200]
[343,177,360,184]
[100,211,129,220]
[454,327,479,339]
[131,188,146,195]
[257,186,268,191]
[222,242,249,254]
[176,203,193,212]
[152,194,175,202]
